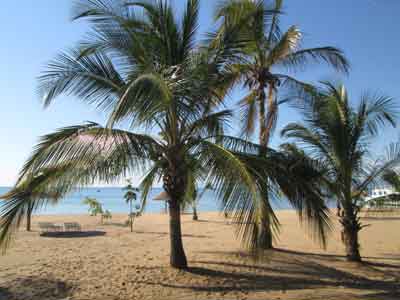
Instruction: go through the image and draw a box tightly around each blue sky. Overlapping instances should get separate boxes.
[0,0,399,186]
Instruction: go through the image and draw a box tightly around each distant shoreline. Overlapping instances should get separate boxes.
[1,186,302,215]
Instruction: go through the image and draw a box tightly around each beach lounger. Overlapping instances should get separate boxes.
[38,222,63,233]
[64,222,82,232]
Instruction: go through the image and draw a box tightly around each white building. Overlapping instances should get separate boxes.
[364,188,400,208]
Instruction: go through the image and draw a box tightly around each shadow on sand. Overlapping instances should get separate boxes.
[0,277,73,300]
[133,230,211,239]
[40,231,106,238]
[135,248,400,299]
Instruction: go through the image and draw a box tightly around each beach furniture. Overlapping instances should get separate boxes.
[64,222,82,232]
[38,222,63,233]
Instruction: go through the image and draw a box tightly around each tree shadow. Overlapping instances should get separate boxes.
[274,248,400,264]
[137,263,399,293]
[135,249,400,298]
[354,291,400,300]
[200,248,400,264]
[40,231,106,238]
[0,287,13,300]
[133,231,211,238]
[0,277,73,300]
[194,219,231,225]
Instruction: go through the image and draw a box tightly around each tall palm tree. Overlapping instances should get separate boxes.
[213,0,350,249]
[0,0,263,269]
[124,179,139,232]
[281,82,400,261]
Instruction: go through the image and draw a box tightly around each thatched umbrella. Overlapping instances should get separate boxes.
[153,191,169,213]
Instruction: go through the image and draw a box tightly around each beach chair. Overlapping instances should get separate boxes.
[38,222,50,233]
[38,222,63,233]
[64,222,82,232]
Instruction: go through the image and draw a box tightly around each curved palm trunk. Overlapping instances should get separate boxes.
[341,205,362,262]
[257,85,274,249]
[168,198,188,268]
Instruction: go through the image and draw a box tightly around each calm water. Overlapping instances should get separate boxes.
[0,186,294,215]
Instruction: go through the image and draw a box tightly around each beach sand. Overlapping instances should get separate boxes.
[0,211,399,300]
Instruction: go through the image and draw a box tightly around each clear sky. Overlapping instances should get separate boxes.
[1,0,399,186]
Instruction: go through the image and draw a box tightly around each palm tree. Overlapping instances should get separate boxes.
[281,82,400,261]
[124,179,139,232]
[383,170,400,192]
[190,183,213,221]
[0,0,264,269]
[82,197,103,216]
[213,0,349,249]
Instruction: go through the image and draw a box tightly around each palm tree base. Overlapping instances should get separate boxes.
[169,201,188,269]
[346,253,362,262]
[258,229,274,249]
[342,218,362,262]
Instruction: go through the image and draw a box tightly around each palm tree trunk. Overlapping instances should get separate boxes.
[264,84,275,145]
[163,152,189,269]
[337,201,342,217]
[257,85,274,249]
[258,88,267,148]
[26,201,33,232]
[341,207,361,262]
[168,198,188,268]
[258,209,273,249]
[130,201,133,232]
[258,191,273,249]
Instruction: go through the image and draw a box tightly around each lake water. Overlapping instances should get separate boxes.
[0,186,295,215]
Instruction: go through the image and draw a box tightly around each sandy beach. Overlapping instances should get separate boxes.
[0,211,399,300]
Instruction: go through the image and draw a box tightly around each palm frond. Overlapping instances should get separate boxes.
[361,92,398,136]
[267,25,302,66]
[180,0,200,60]
[356,142,400,195]
[239,90,258,139]
[139,163,162,213]
[277,46,350,74]
[107,72,172,128]
[195,139,265,248]
[19,122,159,185]
[266,0,283,45]
[184,109,232,140]
[38,48,124,111]
[382,170,400,192]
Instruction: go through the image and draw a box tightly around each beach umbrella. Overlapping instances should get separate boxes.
[153,191,169,213]
[153,191,170,201]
